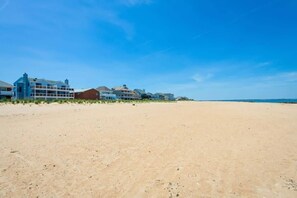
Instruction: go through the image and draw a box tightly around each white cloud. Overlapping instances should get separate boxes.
[257,61,272,67]
[192,73,214,83]
[120,0,152,6]
[95,9,134,39]
[281,72,297,82]
[262,71,297,82]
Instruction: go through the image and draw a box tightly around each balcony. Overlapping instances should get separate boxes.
[0,91,14,96]
[31,86,74,91]
[30,93,74,99]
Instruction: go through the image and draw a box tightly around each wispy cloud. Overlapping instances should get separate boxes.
[159,70,297,100]
[192,31,211,40]
[192,73,213,82]
[0,0,10,11]
[263,72,297,82]
[136,47,173,60]
[229,0,281,25]
[282,72,297,82]
[143,60,296,99]
[257,61,272,67]
[95,9,134,39]
[119,0,152,6]
[0,1,135,39]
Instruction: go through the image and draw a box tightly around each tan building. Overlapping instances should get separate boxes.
[112,85,140,100]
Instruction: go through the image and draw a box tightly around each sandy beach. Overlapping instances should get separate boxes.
[0,101,297,197]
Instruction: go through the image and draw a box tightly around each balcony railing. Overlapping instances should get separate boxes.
[30,93,74,98]
[0,91,14,96]
[31,86,74,91]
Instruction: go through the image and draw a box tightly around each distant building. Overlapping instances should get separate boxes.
[0,80,14,100]
[176,96,192,101]
[134,89,146,96]
[153,93,175,101]
[14,73,74,100]
[134,89,152,99]
[100,90,117,100]
[112,85,141,100]
[96,86,117,100]
[152,93,164,100]
[96,86,111,92]
[163,93,175,101]
[146,92,154,99]
[74,88,99,100]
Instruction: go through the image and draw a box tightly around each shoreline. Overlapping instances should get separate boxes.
[198,99,297,104]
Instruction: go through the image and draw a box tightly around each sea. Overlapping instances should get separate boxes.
[200,99,297,104]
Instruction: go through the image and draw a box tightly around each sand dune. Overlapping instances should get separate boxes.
[0,102,297,197]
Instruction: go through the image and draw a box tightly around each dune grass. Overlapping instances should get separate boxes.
[0,98,176,105]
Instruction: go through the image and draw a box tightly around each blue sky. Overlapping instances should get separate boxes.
[0,0,297,99]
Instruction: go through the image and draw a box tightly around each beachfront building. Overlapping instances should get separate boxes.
[134,89,146,96]
[164,93,175,101]
[176,96,192,101]
[0,80,14,100]
[96,86,110,92]
[112,85,141,100]
[96,86,117,100]
[153,93,175,101]
[145,92,154,99]
[100,90,117,100]
[134,89,152,100]
[74,88,99,100]
[13,73,74,100]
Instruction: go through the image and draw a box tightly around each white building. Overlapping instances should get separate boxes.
[96,86,117,100]
[0,80,14,100]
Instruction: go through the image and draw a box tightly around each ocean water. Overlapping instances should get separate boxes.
[202,99,297,104]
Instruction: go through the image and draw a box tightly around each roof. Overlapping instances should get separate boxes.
[0,80,13,88]
[28,78,67,86]
[99,90,113,93]
[155,93,174,95]
[134,89,146,94]
[14,73,70,87]
[74,88,96,93]
[96,86,111,91]
[113,84,129,90]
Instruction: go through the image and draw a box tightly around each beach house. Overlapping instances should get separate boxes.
[0,80,14,100]
[112,85,141,100]
[163,93,175,101]
[96,86,117,100]
[134,89,152,99]
[176,96,191,101]
[14,73,74,100]
[153,93,175,101]
[74,88,99,100]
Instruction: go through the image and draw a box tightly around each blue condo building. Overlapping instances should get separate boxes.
[14,73,74,100]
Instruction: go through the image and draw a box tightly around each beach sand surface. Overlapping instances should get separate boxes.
[0,102,297,197]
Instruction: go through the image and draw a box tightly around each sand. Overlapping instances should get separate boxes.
[0,101,297,197]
